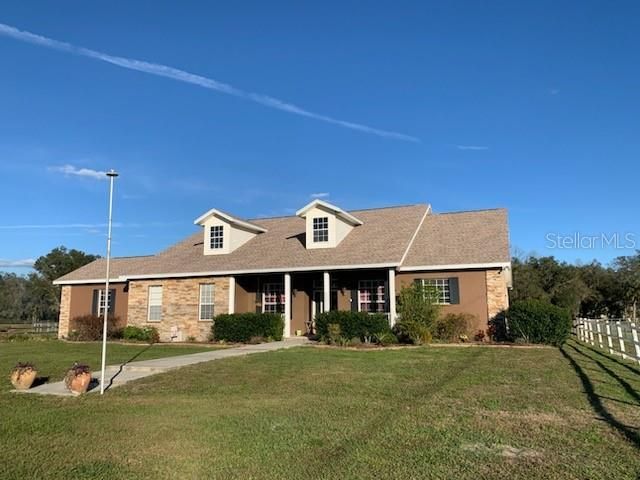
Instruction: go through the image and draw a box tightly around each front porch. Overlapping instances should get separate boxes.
[231,269,398,337]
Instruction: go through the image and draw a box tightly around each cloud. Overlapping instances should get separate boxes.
[0,258,35,268]
[0,22,419,143]
[455,145,489,151]
[310,192,330,199]
[49,164,106,180]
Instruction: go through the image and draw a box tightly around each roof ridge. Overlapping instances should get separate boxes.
[248,203,427,222]
[432,207,507,216]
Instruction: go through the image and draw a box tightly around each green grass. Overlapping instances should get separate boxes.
[0,339,639,479]
[0,340,219,385]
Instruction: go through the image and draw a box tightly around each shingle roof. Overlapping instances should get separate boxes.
[401,208,510,267]
[54,205,510,284]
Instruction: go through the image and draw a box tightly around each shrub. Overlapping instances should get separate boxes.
[122,326,160,343]
[374,330,399,346]
[70,315,121,341]
[507,300,572,346]
[393,321,432,345]
[315,311,390,342]
[212,313,284,343]
[326,323,342,345]
[433,313,474,342]
[397,283,441,331]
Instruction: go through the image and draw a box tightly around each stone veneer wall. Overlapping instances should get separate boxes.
[486,269,509,320]
[58,285,72,339]
[127,277,230,342]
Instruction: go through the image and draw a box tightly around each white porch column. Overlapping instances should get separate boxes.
[323,271,331,313]
[284,273,291,338]
[388,268,397,326]
[228,276,236,314]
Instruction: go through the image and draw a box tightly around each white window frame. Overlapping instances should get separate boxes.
[262,282,285,314]
[358,279,386,313]
[420,278,451,305]
[312,217,329,243]
[199,284,215,321]
[97,289,112,317]
[147,285,163,322]
[210,225,224,249]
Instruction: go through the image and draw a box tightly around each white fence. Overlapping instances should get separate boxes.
[575,318,640,365]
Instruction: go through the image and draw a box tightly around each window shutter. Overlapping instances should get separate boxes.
[449,278,460,304]
[91,289,99,316]
[350,289,358,312]
[109,289,116,317]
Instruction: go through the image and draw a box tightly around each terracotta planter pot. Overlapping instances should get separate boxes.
[65,371,92,395]
[10,368,37,390]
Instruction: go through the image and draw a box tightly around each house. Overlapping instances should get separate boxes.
[54,200,511,341]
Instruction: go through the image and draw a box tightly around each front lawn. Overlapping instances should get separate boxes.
[0,340,638,479]
[0,340,218,388]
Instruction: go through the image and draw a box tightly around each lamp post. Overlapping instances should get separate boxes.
[100,169,118,395]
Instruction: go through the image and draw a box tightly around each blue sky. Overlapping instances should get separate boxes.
[1,1,639,272]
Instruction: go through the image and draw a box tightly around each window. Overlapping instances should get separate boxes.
[148,286,163,321]
[199,284,215,321]
[210,225,224,249]
[96,289,113,317]
[312,217,329,242]
[262,283,285,313]
[420,278,451,305]
[358,280,386,313]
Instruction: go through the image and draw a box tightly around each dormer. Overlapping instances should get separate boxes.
[296,200,363,249]
[194,209,267,255]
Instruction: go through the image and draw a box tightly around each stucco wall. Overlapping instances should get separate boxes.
[396,270,490,334]
[57,283,129,339]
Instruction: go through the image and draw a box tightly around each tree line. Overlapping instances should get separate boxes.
[0,247,98,323]
[510,251,640,319]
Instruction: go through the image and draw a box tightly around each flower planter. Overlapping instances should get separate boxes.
[64,363,92,395]
[10,364,37,390]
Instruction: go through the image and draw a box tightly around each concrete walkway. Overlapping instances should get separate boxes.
[13,337,310,397]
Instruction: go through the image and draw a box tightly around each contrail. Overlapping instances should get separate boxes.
[0,22,419,142]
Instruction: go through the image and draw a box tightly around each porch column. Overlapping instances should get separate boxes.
[228,276,236,314]
[323,271,330,313]
[388,268,397,327]
[284,273,291,338]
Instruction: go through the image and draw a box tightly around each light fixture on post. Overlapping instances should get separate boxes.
[100,169,118,395]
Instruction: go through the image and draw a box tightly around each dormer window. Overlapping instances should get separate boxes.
[210,225,224,249]
[195,208,267,256]
[296,199,363,250]
[313,217,329,243]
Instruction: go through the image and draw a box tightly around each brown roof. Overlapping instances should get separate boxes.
[402,208,510,267]
[54,205,510,283]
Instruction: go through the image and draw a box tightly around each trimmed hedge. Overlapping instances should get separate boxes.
[212,313,284,342]
[507,300,572,346]
[315,311,390,341]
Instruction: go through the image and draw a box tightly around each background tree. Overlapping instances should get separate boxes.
[0,274,28,323]
[510,251,640,319]
[0,246,98,323]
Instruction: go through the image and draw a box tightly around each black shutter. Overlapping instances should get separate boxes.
[449,278,460,304]
[109,289,116,318]
[91,289,99,316]
[350,289,358,312]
